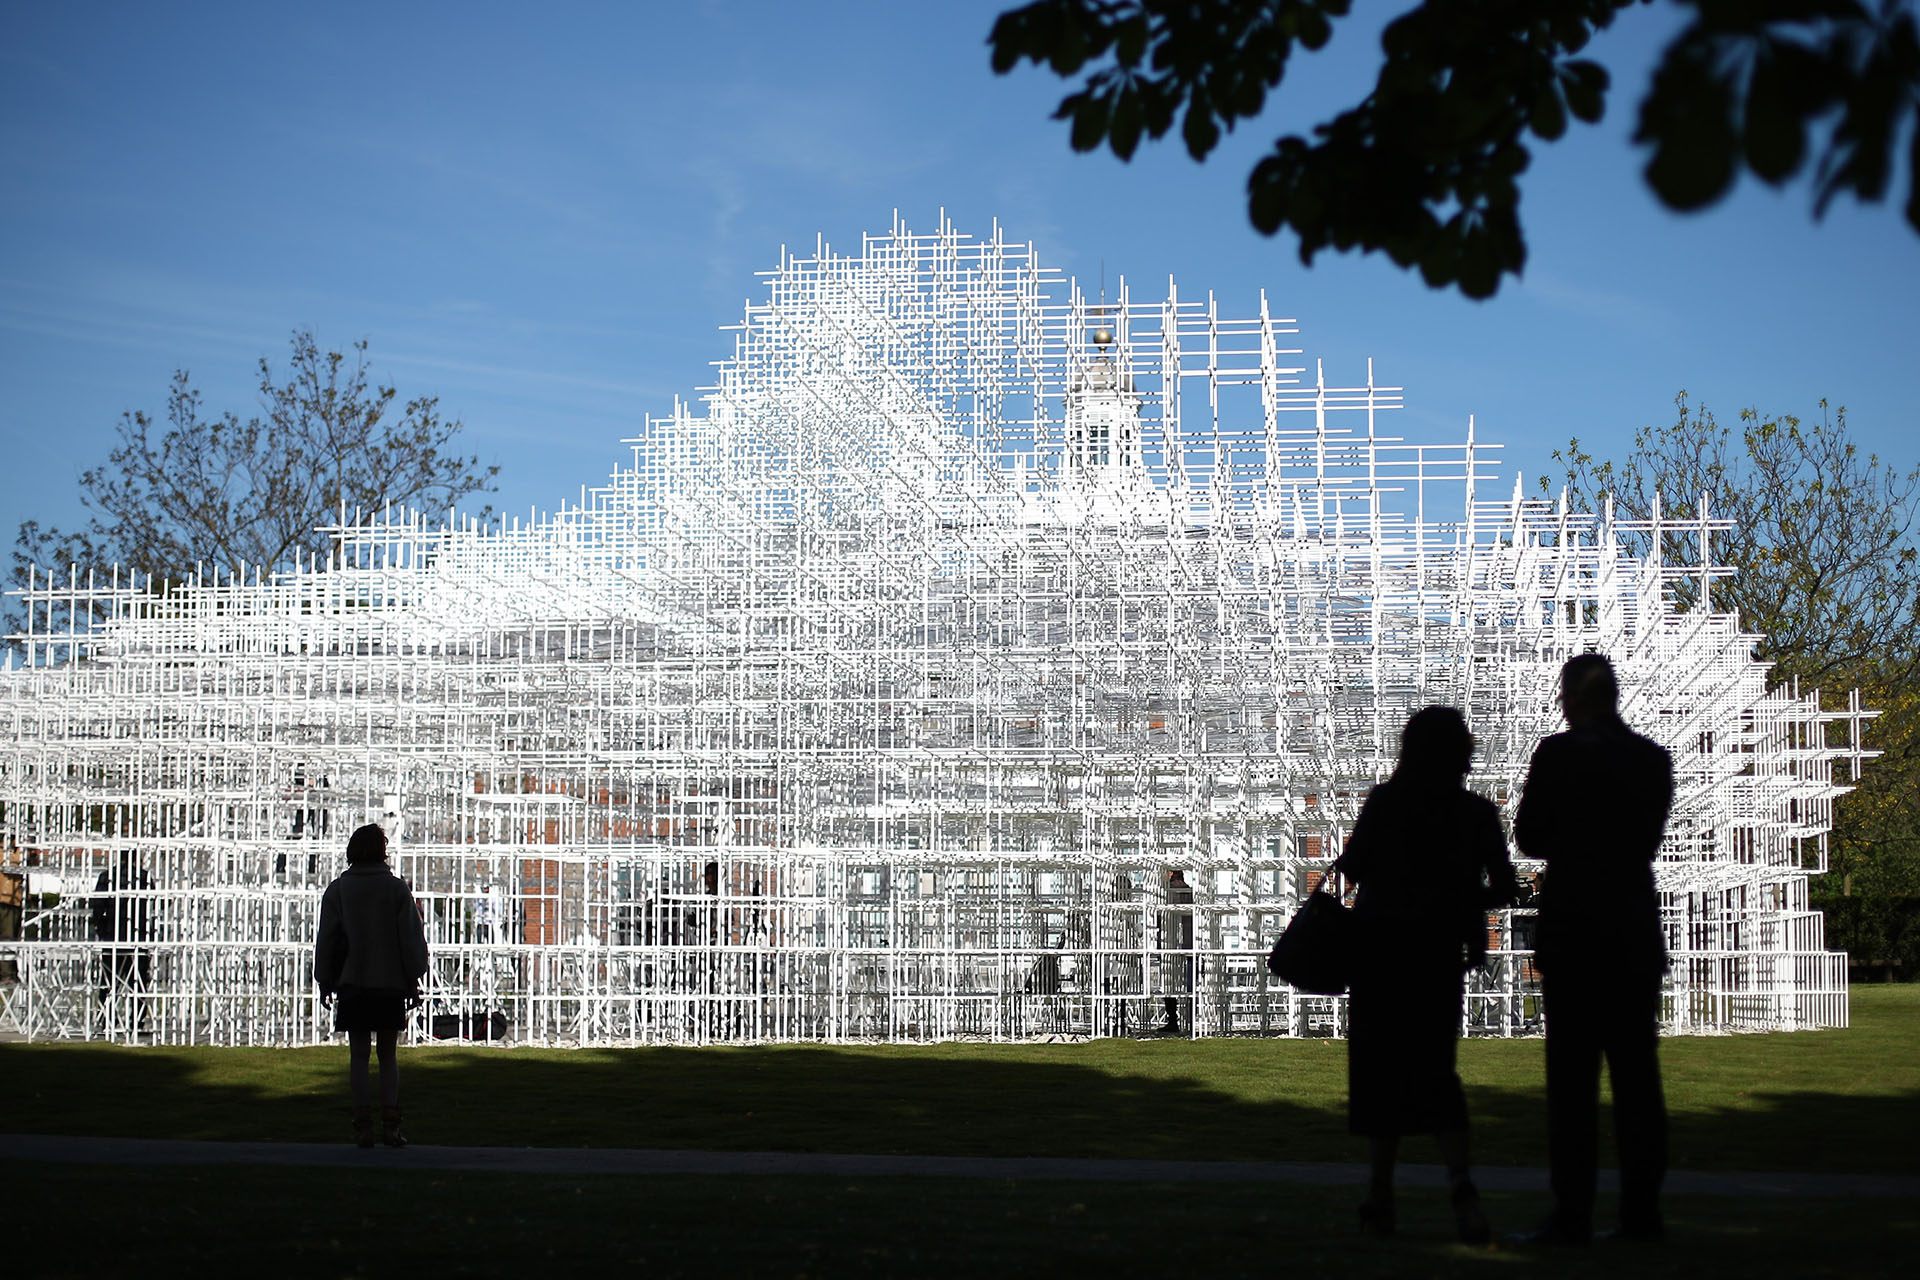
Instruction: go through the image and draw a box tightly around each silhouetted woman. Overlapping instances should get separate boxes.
[1332,705,1517,1241]
[314,824,430,1148]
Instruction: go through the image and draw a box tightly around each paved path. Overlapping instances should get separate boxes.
[5,1134,1915,1198]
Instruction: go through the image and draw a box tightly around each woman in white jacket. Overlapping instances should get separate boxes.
[314,824,430,1147]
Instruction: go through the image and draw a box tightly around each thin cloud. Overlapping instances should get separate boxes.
[1515,268,1677,337]
[378,348,671,402]
[0,298,273,360]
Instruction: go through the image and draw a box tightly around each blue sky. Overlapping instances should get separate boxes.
[4,0,1916,551]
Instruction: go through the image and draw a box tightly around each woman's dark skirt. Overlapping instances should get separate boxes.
[333,987,410,1034]
[1346,954,1469,1137]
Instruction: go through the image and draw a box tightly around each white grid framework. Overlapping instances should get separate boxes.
[0,218,1868,1046]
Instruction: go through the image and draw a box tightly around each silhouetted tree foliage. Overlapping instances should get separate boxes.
[989,0,1920,297]
[9,329,496,638]
[1549,396,1920,897]
[1811,891,1920,976]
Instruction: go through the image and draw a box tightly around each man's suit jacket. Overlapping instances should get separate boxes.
[1514,715,1674,980]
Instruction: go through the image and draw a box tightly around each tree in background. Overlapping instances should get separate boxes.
[989,0,1920,297]
[9,329,497,642]
[1548,395,1920,901]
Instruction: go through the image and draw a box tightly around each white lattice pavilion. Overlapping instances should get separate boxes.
[0,218,1865,1045]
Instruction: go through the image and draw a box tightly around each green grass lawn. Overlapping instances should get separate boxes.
[4,986,1915,1173]
[7,987,1916,1277]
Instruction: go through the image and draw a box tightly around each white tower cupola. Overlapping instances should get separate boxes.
[1065,326,1143,497]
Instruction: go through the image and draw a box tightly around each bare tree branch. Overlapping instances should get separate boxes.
[9,329,498,644]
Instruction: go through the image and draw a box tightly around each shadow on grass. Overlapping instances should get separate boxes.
[0,1039,1354,1158]
[1465,1078,1920,1175]
[2,1036,1916,1174]
[11,1165,1920,1280]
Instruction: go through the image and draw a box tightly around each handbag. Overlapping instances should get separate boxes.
[1267,875,1354,995]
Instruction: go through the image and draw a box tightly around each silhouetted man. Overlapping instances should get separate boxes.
[1514,654,1674,1244]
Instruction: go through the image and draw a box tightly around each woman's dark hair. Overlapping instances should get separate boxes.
[1393,705,1474,787]
[346,824,388,865]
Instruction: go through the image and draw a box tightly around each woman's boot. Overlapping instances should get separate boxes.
[1356,1195,1395,1237]
[352,1106,375,1149]
[1451,1179,1491,1245]
[381,1105,408,1148]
